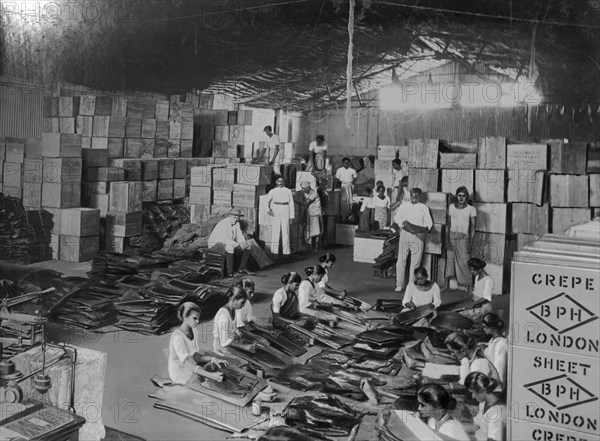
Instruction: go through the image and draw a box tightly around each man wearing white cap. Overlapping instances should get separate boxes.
[208,208,252,277]
[300,181,322,252]
[267,176,295,255]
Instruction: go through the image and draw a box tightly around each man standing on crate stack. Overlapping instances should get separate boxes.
[207,208,253,277]
[393,187,433,293]
[267,176,295,255]
[309,135,328,171]
[300,180,323,252]
[264,126,282,182]
[335,157,357,222]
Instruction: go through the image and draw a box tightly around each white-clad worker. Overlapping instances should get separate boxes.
[207,208,253,277]
[267,176,295,255]
[264,125,282,179]
[335,157,357,221]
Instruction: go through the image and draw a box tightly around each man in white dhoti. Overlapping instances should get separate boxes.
[267,176,295,255]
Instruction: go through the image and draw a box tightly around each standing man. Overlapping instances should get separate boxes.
[300,181,323,252]
[267,176,295,255]
[335,157,357,222]
[264,125,282,182]
[207,208,253,277]
[393,187,433,293]
[391,159,404,203]
[309,135,328,171]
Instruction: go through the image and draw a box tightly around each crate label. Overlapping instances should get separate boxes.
[512,262,599,355]
[509,418,600,441]
[510,346,598,435]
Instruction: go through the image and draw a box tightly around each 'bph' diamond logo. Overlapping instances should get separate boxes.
[525,375,598,410]
[526,292,598,334]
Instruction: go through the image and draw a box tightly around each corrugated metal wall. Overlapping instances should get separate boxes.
[0,77,45,138]
[300,106,600,154]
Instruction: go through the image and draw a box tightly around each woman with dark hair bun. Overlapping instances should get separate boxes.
[234,277,256,327]
[481,313,508,388]
[271,272,303,326]
[461,257,494,320]
[465,372,506,441]
[168,302,228,384]
[213,287,256,355]
[416,384,470,440]
[298,265,327,314]
[316,253,346,303]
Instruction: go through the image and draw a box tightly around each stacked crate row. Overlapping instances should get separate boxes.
[189,163,271,238]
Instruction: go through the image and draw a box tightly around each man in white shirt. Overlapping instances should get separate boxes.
[308,135,328,171]
[394,187,433,293]
[207,208,252,277]
[335,157,357,221]
[267,176,295,255]
[264,125,281,179]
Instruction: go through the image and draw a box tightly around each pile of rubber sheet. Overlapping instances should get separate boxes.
[128,202,191,252]
[372,231,399,277]
[352,326,417,359]
[0,195,52,264]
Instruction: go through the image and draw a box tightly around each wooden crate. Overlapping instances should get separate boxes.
[92,116,110,137]
[408,139,439,168]
[510,203,549,235]
[353,236,385,263]
[159,159,175,179]
[167,139,180,158]
[548,140,587,174]
[125,116,142,138]
[232,184,267,208]
[85,167,126,182]
[190,166,213,187]
[474,169,506,202]
[141,159,159,181]
[42,182,81,208]
[142,180,157,202]
[91,137,108,150]
[227,111,238,125]
[190,204,211,224]
[81,136,92,150]
[77,95,95,116]
[24,137,42,159]
[22,182,42,208]
[407,168,438,192]
[229,125,245,143]
[154,139,168,157]
[237,109,253,125]
[106,211,142,237]
[551,208,592,234]
[377,145,398,160]
[477,137,506,169]
[43,117,59,133]
[173,179,186,199]
[213,167,236,190]
[441,169,474,195]
[123,139,141,158]
[81,149,108,168]
[108,138,124,158]
[470,232,506,266]
[439,153,477,169]
[59,235,99,262]
[425,224,444,255]
[85,182,109,195]
[155,100,169,121]
[140,139,155,158]
[107,116,126,138]
[169,121,182,140]
[58,96,79,117]
[507,169,545,204]
[549,175,589,207]
[179,139,192,158]
[157,179,174,200]
[590,174,600,207]
[335,224,357,246]
[109,181,143,213]
[181,118,194,140]
[43,97,59,117]
[3,162,21,186]
[105,235,128,253]
[212,141,229,157]
[42,158,82,183]
[109,158,141,181]
[41,133,82,157]
[214,126,229,142]
[141,119,156,138]
[473,202,507,234]
[173,159,188,179]
[506,144,548,170]
[76,116,94,137]
[213,190,232,206]
[423,192,448,224]
[111,96,127,116]
[61,208,100,236]
[50,233,60,260]
[323,189,341,217]
[23,159,43,183]
[214,110,229,126]
[3,185,21,198]
[189,187,211,205]
[94,96,112,116]
[5,138,25,163]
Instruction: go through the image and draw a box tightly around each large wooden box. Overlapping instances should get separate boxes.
[439,153,477,169]
[550,175,589,207]
[42,158,82,183]
[507,169,545,204]
[590,174,600,207]
[5,137,25,163]
[106,211,142,237]
[61,208,100,236]
[59,235,99,262]
[3,162,22,186]
[107,138,124,158]
[471,232,507,266]
[88,194,109,217]
[108,116,126,138]
[41,133,82,157]
[23,159,42,183]
[506,144,548,170]
[548,140,587,175]
[213,190,233,207]
[22,182,42,208]
[190,166,212,187]
[81,148,108,169]
[213,167,236,190]
[422,192,447,224]
[232,184,267,208]
[42,183,80,208]
[109,158,141,181]
[142,181,157,202]
[474,202,507,234]
[190,187,211,205]
[173,179,186,199]
[551,208,591,234]
[511,203,549,235]
[407,168,438,193]
[141,159,159,181]
[335,224,357,246]
[353,236,385,263]
[157,179,174,200]
[109,182,143,213]
[159,159,175,179]
[441,169,474,196]
[124,139,141,158]
[477,137,506,169]
[173,159,188,179]
[474,169,506,202]
[407,139,438,168]
[425,224,444,255]
[86,167,126,182]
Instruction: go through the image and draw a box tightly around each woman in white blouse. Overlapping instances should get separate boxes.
[168,302,228,385]
[481,313,508,389]
[213,288,256,355]
[417,384,471,441]
[372,184,391,229]
[316,253,346,304]
[298,265,327,315]
[234,277,256,328]
[461,258,494,320]
[271,272,303,327]
[465,372,507,441]
[402,266,442,310]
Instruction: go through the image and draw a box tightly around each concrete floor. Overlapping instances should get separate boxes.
[13,246,509,441]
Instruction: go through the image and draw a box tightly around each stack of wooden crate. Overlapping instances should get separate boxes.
[3,137,26,199]
[59,208,101,262]
[106,181,143,253]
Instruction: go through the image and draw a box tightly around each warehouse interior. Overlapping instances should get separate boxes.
[1,1,599,441]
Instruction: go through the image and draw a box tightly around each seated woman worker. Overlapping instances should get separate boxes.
[272,272,318,328]
[213,287,257,355]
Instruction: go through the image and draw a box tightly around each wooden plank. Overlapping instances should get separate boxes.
[510,203,549,235]
[551,208,592,234]
[549,174,589,207]
[507,169,545,204]
[474,169,505,202]
[441,169,474,195]
[473,202,507,234]
[506,144,548,170]
[477,137,506,169]
[109,181,143,212]
[408,139,438,168]
[407,168,438,192]
[60,208,100,236]
[439,153,477,169]
[548,140,587,174]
